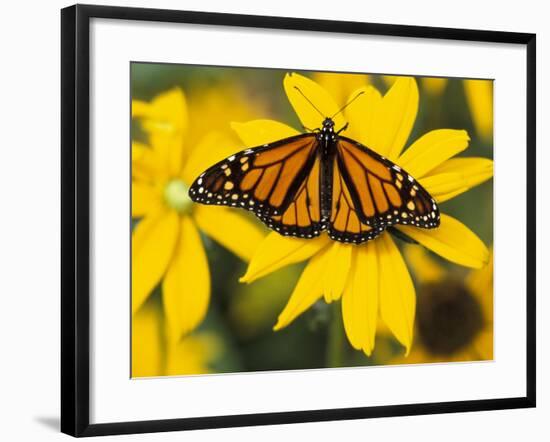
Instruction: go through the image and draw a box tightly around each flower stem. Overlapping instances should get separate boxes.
[326,302,345,367]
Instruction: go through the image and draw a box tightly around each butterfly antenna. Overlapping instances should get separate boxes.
[331,91,365,119]
[293,87,325,118]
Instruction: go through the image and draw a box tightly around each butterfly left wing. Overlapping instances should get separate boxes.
[262,155,324,239]
[189,134,318,221]
[334,136,440,232]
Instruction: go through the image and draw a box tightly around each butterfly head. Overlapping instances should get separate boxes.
[322,117,335,131]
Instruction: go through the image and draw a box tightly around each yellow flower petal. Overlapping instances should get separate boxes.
[193,205,265,262]
[420,172,466,193]
[132,141,166,182]
[313,72,370,106]
[403,244,445,284]
[426,157,494,202]
[273,246,331,330]
[388,347,432,365]
[283,73,345,130]
[467,251,493,298]
[132,210,179,314]
[231,119,300,147]
[165,333,221,376]
[370,77,419,160]
[187,84,264,148]
[162,216,210,342]
[322,242,353,302]
[421,77,448,96]
[136,88,188,135]
[464,79,493,141]
[381,75,403,88]
[473,329,494,360]
[344,86,382,146]
[132,299,164,377]
[132,141,149,159]
[240,233,330,284]
[131,100,151,118]
[342,244,378,356]
[150,135,186,178]
[134,88,189,176]
[396,213,489,269]
[398,129,470,178]
[378,234,416,355]
[419,173,469,203]
[132,181,161,218]
[182,132,242,184]
[467,250,493,321]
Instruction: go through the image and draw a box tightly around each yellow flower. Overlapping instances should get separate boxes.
[132,88,264,343]
[313,71,370,105]
[186,83,268,148]
[132,297,222,377]
[385,75,448,97]
[236,73,493,356]
[463,79,493,142]
[421,77,448,96]
[390,246,493,363]
[384,75,493,142]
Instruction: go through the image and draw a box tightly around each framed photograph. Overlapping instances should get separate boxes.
[61,4,536,437]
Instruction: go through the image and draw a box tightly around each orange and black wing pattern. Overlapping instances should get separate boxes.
[263,155,324,239]
[190,131,439,244]
[189,134,322,238]
[328,157,383,243]
[332,136,440,244]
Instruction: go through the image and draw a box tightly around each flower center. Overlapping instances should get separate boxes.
[416,281,484,356]
[164,179,192,213]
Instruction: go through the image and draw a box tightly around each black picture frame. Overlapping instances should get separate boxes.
[61,4,536,437]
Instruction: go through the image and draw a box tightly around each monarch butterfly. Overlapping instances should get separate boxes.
[189,89,440,244]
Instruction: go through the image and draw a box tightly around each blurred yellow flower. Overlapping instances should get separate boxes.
[187,83,268,148]
[421,77,448,96]
[384,75,493,142]
[385,76,447,97]
[391,246,493,363]
[235,73,493,356]
[132,298,221,377]
[403,244,445,284]
[132,88,264,343]
[313,71,370,105]
[463,79,493,142]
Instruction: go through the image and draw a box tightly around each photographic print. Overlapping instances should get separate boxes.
[61,6,535,435]
[131,63,494,378]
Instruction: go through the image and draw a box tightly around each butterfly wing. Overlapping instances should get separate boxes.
[328,156,382,243]
[189,134,319,224]
[333,137,440,237]
[263,155,324,239]
[190,131,439,245]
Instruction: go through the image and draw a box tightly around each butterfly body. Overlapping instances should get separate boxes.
[189,117,440,244]
[318,118,338,225]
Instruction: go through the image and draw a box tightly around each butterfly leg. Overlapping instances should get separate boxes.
[336,122,349,134]
[302,125,321,133]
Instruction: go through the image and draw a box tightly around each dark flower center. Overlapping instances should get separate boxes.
[416,281,484,356]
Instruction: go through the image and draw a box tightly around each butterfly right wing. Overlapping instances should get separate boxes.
[189,133,319,222]
[335,137,440,230]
